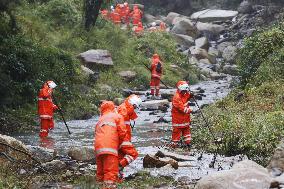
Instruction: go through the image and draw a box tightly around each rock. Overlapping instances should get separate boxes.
[217,42,233,52]
[190,47,213,63]
[267,140,284,174]
[118,70,137,82]
[143,154,178,170]
[191,9,238,22]
[165,12,181,25]
[160,91,174,101]
[42,160,66,172]
[68,147,95,162]
[113,98,124,106]
[222,46,238,63]
[171,18,200,39]
[272,173,284,187]
[141,99,170,111]
[208,47,221,58]
[0,134,31,164]
[172,34,195,48]
[189,56,199,65]
[199,59,211,64]
[81,65,94,76]
[222,64,239,75]
[238,0,253,14]
[195,160,272,189]
[196,22,225,36]
[27,146,56,163]
[144,14,156,24]
[195,37,209,50]
[77,49,113,70]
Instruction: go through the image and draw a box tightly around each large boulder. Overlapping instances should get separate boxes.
[222,46,238,63]
[144,14,156,24]
[118,71,137,82]
[27,146,56,163]
[191,9,238,22]
[0,134,31,164]
[171,18,200,39]
[267,140,284,176]
[190,46,215,63]
[165,12,181,25]
[77,49,113,70]
[195,37,209,50]
[196,22,225,36]
[41,160,67,172]
[172,34,195,48]
[222,64,239,75]
[208,47,221,58]
[195,160,272,189]
[238,0,253,14]
[68,146,95,162]
[217,42,234,52]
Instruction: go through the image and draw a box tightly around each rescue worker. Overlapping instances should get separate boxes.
[100,9,109,20]
[171,81,192,149]
[159,22,166,31]
[38,81,58,138]
[150,54,163,98]
[111,5,121,25]
[133,22,144,35]
[94,101,128,188]
[130,5,143,26]
[122,2,130,25]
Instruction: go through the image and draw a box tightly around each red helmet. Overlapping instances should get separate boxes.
[176,81,189,91]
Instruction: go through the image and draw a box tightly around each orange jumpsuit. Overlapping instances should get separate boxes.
[159,22,166,31]
[133,22,144,35]
[117,96,139,168]
[130,6,143,26]
[171,90,192,146]
[94,101,128,186]
[150,55,163,96]
[111,7,121,25]
[38,83,58,138]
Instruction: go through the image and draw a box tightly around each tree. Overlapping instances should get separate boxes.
[84,0,104,31]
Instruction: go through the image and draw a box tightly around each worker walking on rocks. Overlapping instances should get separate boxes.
[94,101,128,188]
[38,81,58,138]
[117,94,141,180]
[171,81,192,149]
[150,54,163,99]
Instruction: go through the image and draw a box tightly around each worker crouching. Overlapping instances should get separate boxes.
[94,101,128,188]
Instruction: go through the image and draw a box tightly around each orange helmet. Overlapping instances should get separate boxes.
[100,101,115,115]
[176,81,189,91]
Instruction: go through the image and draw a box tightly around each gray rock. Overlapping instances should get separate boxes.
[68,147,95,162]
[171,18,199,39]
[118,71,137,82]
[191,9,238,22]
[195,160,272,189]
[238,0,253,14]
[77,49,113,70]
[222,46,238,63]
[222,64,239,75]
[42,160,66,172]
[165,12,181,25]
[141,99,170,111]
[172,34,195,48]
[190,47,212,63]
[0,134,31,164]
[81,65,94,76]
[196,22,225,36]
[217,42,234,52]
[267,140,284,174]
[199,59,211,64]
[144,14,156,24]
[195,37,209,50]
[27,146,56,163]
[208,47,221,58]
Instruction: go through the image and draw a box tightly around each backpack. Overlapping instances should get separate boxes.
[156,61,162,73]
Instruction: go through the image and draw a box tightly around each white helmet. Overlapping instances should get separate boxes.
[111,5,114,10]
[128,95,142,109]
[177,81,189,91]
[47,81,57,89]
[151,22,157,27]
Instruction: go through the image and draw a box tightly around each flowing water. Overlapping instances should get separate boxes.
[13,75,245,185]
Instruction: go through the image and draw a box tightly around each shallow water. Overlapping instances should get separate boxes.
[13,76,243,184]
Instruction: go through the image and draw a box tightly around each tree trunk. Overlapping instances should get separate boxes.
[84,0,104,31]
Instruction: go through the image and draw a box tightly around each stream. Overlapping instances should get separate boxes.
[13,75,245,186]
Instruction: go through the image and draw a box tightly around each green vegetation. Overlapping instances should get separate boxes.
[193,23,284,165]
[0,0,196,133]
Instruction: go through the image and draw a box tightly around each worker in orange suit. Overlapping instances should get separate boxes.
[38,81,58,138]
[171,81,193,149]
[133,22,144,35]
[150,54,163,98]
[100,9,109,20]
[121,2,130,25]
[111,6,122,25]
[159,22,166,31]
[117,94,142,179]
[94,101,128,188]
[130,5,143,26]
